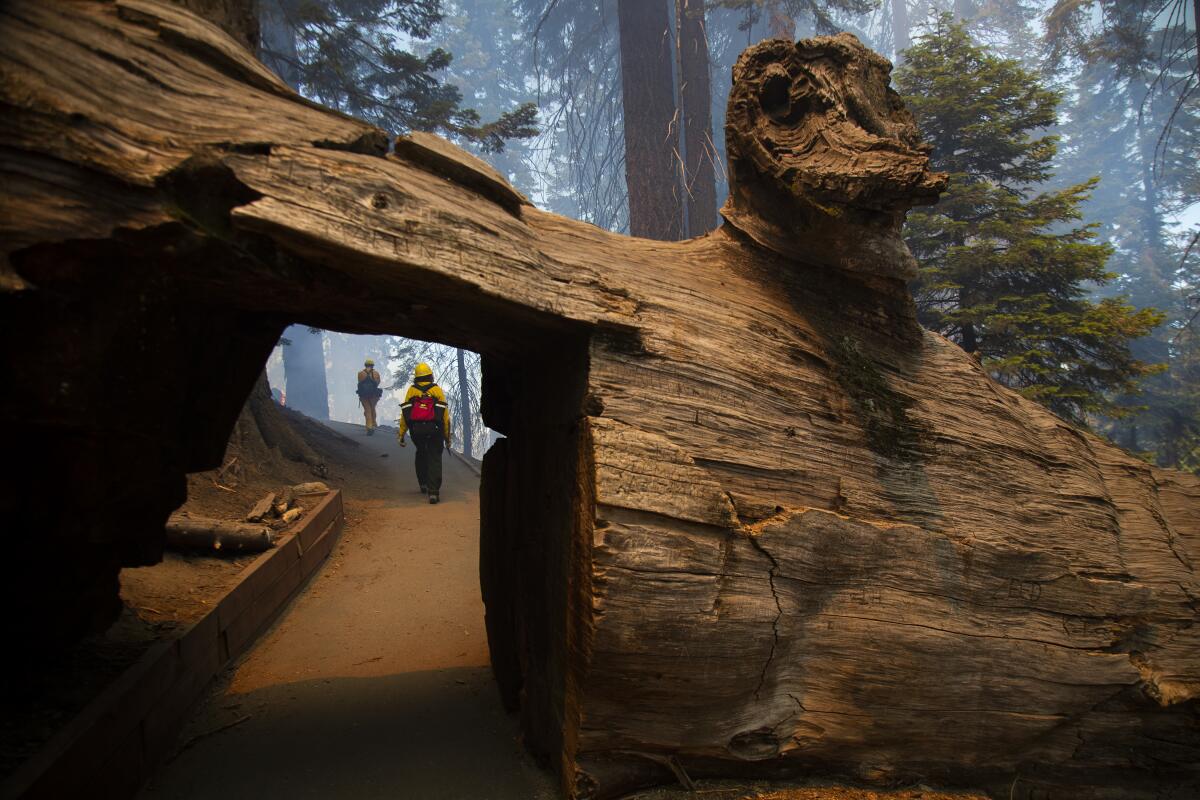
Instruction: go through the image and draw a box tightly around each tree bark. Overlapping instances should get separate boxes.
[281,324,330,420]
[618,0,683,240]
[676,0,718,236]
[3,6,1198,798]
[456,346,474,458]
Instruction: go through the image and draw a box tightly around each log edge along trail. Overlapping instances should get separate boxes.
[1,3,1197,799]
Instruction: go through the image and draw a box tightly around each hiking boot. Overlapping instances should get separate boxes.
[428,493,439,505]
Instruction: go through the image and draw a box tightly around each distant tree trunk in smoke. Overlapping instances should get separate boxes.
[618,0,683,240]
[891,0,910,61]
[1135,97,1165,261]
[676,0,718,236]
[456,347,474,458]
[282,325,330,420]
[767,0,793,39]
[258,0,300,87]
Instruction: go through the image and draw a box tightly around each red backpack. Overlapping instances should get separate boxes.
[404,385,444,433]
[410,392,437,422]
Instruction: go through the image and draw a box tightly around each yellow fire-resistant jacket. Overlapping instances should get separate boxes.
[397,382,451,439]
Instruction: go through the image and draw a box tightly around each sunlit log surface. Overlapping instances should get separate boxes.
[1,3,1196,798]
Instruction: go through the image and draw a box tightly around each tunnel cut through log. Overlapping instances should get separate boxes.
[5,179,597,778]
[2,3,1198,799]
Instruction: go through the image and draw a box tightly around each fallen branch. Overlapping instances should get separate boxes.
[166,514,273,553]
[216,455,239,478]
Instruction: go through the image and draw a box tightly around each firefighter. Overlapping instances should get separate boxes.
[397,363,451,504]
[356,358,383,434]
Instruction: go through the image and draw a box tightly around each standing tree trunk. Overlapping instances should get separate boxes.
[281,324,330,420]
[258,0,300,87]
[1136,105,1166,264]
[891,0,910,61]
[618,0,683,240]
[676,0,718,236]
[456,347,474,458]
[766,0,793,39]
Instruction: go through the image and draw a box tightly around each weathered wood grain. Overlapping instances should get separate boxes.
[1,4,1196,798]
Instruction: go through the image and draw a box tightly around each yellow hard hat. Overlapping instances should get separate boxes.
[414,362,433,379]
[364,358,375,367]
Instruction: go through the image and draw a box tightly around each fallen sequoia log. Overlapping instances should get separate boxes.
[165,513,273,553]
[0,3,1196,798]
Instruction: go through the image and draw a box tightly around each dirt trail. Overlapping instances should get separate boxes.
[141,421,557,799]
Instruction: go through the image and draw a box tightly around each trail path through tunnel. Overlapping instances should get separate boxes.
[140,421,557,799]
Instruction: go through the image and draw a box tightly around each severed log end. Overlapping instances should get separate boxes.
[721,33,947,280]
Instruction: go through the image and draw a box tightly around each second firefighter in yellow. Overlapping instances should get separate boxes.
[356,358,382,434]
[397,362,451,504]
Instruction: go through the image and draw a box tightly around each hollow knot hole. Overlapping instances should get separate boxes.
[760,71,793,121]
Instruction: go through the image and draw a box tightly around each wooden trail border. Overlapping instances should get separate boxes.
[2,490,345,800]
[449,446,482,476]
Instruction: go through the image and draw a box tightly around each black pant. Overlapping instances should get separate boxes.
[412,431,444,492]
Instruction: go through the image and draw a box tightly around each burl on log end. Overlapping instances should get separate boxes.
[722,33,947,280]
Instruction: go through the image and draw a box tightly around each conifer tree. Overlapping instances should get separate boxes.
[259,0,535,151]
[896,15,1164,424]
[425,1,541,189]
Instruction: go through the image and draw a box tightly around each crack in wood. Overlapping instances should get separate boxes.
[748,534,783,701]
